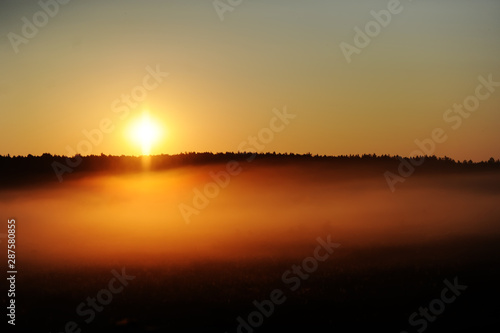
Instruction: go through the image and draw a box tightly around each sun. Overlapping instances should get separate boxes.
[129,112,162,155]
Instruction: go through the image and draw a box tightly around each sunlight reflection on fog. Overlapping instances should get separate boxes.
[2,164,500,267]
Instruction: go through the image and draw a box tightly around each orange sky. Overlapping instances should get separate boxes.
[1,0,499,161]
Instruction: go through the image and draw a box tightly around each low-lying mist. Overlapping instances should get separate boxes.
[2,162,500,268]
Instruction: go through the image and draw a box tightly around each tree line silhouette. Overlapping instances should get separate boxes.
[0,152,499,187]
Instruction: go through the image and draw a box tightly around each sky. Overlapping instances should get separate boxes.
[0,0,499,161]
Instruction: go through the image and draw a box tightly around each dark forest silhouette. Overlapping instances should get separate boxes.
[0,152,499,187]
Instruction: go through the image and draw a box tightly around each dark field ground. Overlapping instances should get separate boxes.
[1,155,500,332]
[13,237,500,332]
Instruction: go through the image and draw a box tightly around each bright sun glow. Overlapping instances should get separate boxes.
[129,112,162,155]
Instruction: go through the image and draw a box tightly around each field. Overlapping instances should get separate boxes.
[1,155,499,332]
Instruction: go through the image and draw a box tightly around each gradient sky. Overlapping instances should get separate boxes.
[0,0,499,161]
